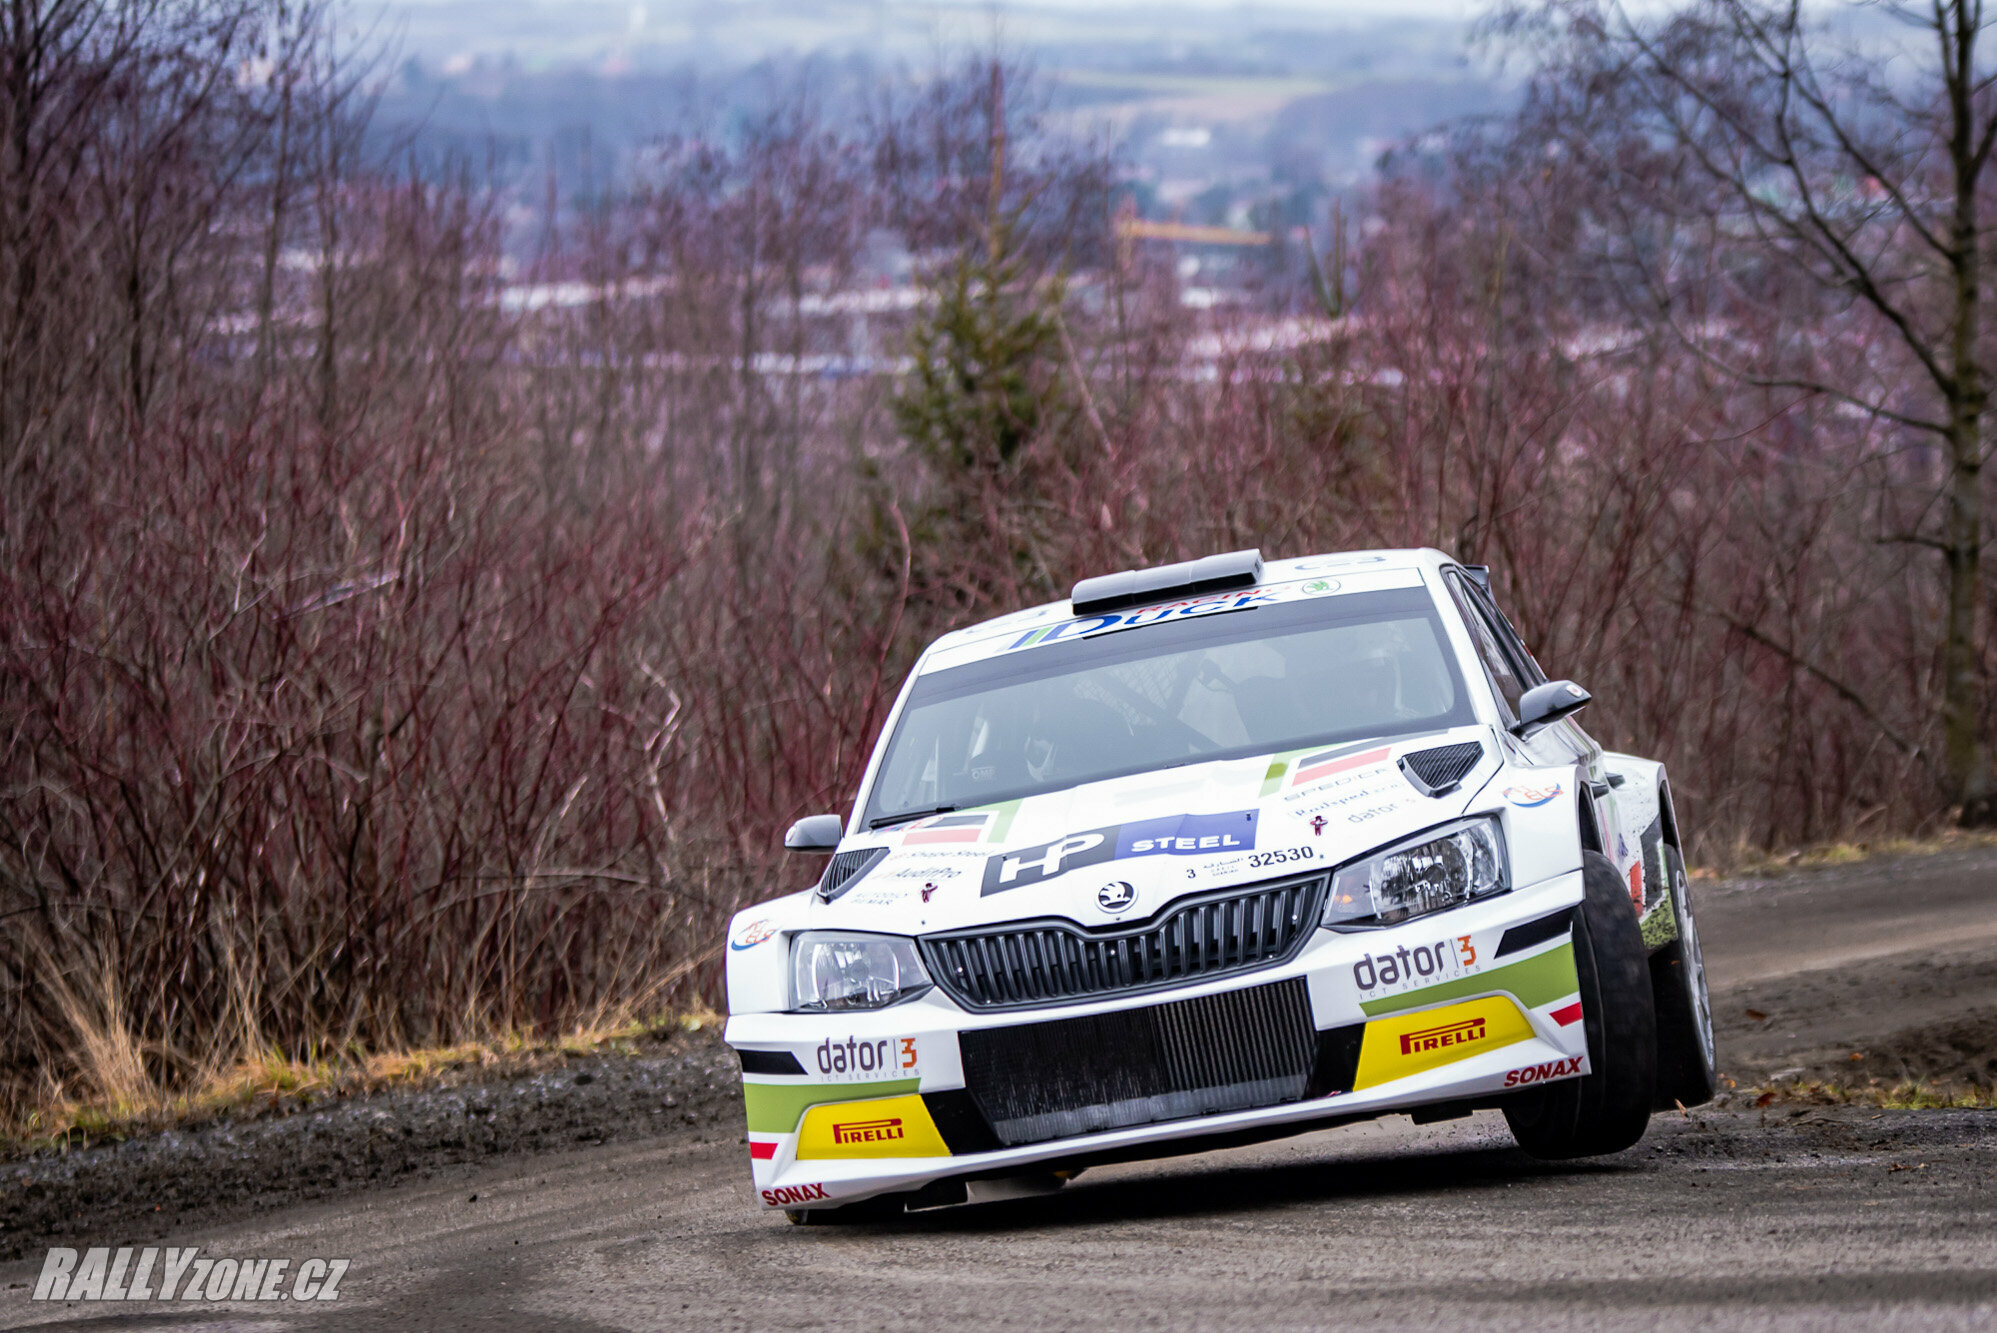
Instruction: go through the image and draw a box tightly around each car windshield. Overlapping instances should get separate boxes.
[864,586,1474,827]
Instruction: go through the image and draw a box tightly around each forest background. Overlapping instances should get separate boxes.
[5,0,1991,1124]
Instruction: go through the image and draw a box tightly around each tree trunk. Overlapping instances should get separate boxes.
[1944,408,1989,823]
[1944,1,1991,827]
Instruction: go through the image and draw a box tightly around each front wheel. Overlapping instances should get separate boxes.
[1503,851,1656,1159]
[1650,842,1717,1109]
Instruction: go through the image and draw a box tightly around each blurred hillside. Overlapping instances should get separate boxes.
[371,0,1508,236]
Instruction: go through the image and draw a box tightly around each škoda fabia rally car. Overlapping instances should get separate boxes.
[724,549,1715,1222]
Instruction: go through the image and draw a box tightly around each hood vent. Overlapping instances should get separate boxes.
[1398,741,1485,797]
[817,846,888,901]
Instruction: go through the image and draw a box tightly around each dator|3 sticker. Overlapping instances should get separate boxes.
[812,1035,920,1080]
[1350,935,1477,999]
[1351,995,1536,1089]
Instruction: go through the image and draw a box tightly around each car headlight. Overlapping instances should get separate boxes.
[1323,817,1509,929]
[789,931,933,1012]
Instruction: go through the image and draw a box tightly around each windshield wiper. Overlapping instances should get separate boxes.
[867,804,959,830]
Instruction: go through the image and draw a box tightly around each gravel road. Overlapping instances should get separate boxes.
[2,847,1995,1331]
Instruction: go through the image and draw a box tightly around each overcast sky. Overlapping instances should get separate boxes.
[371,0,1497,73]
[845,0,1483,12]
[382,0,1488,21]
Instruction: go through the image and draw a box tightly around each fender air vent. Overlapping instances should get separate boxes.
[1399,741,1484,797]
[818,846,888,901]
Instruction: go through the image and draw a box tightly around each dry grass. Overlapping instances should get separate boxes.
[34,954,155,1115]
[3,1009,725,1158]
[1744,1078,1997,1111]
[1689,827,1997,879]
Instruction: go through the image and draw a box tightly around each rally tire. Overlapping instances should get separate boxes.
[1502,851,1656,1159]
[1650,843,1718,1109]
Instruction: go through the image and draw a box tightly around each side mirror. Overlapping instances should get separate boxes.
[783,813,844,853]
[1514,679,1591,738]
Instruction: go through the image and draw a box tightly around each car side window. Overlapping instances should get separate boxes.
[1444,571,1528,717]
[1466,582,1548,689]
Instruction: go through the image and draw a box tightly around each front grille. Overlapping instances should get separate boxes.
[1399,741,1484,796]
[959,978,1317,1145]
[920,873,1327,1011]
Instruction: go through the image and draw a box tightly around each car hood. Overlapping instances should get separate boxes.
[807,724,1508,935]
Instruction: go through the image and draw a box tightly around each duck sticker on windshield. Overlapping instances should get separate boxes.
[981,810,1260,894]
[1003,591,1282,651]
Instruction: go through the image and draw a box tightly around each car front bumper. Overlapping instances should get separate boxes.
[724,869,1589,1211]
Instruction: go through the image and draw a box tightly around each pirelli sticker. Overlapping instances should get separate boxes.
[1352,994,1536,1090]
[795,1094,951,1161]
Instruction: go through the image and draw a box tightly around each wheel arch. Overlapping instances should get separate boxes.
[1655,774,1684,853]
[1576,788,1605,856]
[1598,751,1670,921]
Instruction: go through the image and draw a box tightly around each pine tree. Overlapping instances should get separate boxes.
[892,217,1065,476]
[877,62,1073,614]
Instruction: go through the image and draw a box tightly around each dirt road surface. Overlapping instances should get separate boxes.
[4,848,1996,1331]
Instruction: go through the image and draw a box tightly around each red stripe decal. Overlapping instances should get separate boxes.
[1550,1001,1584,1027]
[748,1139,778,1159]
[904,828,982,844]
[1293,746,1390,785]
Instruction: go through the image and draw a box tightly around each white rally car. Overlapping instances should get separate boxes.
[724,549,1715,1222]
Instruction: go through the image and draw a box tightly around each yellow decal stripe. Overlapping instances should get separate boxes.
[1353,995,1537,1090]
[796,1094,952,1160]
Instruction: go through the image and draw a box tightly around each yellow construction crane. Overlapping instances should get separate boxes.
[1114,218,1272,247]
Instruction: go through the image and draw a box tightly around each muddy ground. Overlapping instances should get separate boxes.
[0,1036,742,1263]
[1701,844,1997,1090]
[5,1097,1997,1330]
[0,844,1994,1328]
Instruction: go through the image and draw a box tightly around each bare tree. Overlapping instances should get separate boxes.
[17,8,1987,1130]
[1502,0,1997,823]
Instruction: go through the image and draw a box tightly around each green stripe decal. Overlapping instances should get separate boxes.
[984,798,1022,842]
[1359,942,1579,1017]
[742,1078,920,1134]
[1260,744,1321,796]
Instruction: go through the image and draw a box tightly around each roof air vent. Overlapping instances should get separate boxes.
[1070,549,1264,617]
